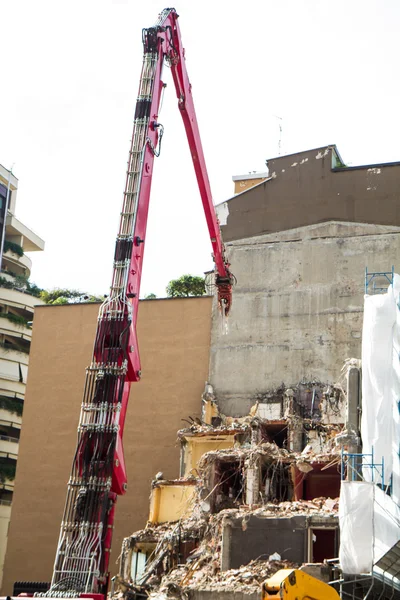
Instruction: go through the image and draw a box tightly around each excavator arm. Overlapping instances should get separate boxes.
[263,569,340,600]
[43,8,233,600]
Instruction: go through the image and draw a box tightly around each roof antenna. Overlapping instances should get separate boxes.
[274,116,283,156]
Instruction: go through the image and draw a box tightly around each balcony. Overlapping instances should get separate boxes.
[2,249,32,276]
[0,357,27,386]
[0,287,42,313]
[0,347,29,367]
[0,408,22,430]
[0,317,32,342]
[0,435,19,459]
[0,477,15,492]
[6,214,45,252]
[0,378,25,398]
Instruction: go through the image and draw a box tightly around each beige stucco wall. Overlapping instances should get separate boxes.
[2,297,212,593]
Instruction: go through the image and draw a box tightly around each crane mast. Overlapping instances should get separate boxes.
[46,8,233,599]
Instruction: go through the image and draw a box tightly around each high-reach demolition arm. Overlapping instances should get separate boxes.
[47,8,233,600]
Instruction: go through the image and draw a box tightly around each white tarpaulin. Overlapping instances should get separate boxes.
[339,481,400,574]
[374,485,400,561]
[339,481,374,574]
[361,275,400,489]
[391,283,400,504]
[340,275,400,574]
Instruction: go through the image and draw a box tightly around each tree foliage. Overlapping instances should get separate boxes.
[0,312,28,327]
[166,274,206,298]
[3,241,24,257]
[40,289,104,305]
[0,272,104,305]
[0,396,23,416]
[0,458,16,483]
[0,274,42,298]
[144,293,157,299]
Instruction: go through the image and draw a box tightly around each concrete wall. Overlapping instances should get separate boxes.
[222,515,308,569]
[217,146,400,242]
[209,221,400,416]
[221,515,338,570]
[2,296,212,593]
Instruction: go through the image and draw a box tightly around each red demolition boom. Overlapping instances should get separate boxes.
[45,8,233,599]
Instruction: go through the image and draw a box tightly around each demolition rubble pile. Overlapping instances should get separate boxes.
[114,381,347,599]
[117,495,339,597]
[218,496,340,518]
[158,558,298,594]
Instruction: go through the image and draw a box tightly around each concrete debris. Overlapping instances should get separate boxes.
[117,497,339,596]
[177,421,253,439]
[197,439,341,470]
[158,558,299,593]
[217,497,339,519]
[114,369,357,600]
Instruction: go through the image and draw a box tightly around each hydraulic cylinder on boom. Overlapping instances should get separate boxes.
[37,8,233,600]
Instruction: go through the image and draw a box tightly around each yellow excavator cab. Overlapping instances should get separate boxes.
[263,569,340,599]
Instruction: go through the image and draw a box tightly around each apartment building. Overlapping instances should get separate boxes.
[0,164,44,588]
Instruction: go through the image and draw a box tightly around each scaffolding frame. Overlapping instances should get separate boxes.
[340,448,391,493]
[365,266,394,295]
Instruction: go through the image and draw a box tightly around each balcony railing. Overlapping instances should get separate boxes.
[0,434,19,444]
[0,499,12,506]
[341,447,389,492]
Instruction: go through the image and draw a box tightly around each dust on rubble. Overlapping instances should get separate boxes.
[159,557,298,594]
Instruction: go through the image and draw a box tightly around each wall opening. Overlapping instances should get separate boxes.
[213,458,244,511]
[261,461,292,502]
[261,422,288,448]
[303,466,341,500]
[308,528,337,562]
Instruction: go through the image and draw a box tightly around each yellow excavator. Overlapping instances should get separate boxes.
[263,569,340,599]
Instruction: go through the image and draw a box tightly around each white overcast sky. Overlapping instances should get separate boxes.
[1,0,399,298]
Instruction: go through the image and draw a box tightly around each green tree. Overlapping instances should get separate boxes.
[166,274,206,298]
[144,293,157,299]
[40,289,104,305]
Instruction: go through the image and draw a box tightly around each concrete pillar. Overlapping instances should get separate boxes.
[288,418,303,452]
[220,521,232,571]
[245,463,260,506]
[346,367,361,455]
[336,366,361,481]
[284,388,296,417]
[250,425,261,445]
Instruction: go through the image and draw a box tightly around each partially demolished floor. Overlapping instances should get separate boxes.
[112,380,349,599]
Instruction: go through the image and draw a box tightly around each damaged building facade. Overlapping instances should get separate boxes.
[115,370,350,598]
[119,400,345,580]
[211,145,400,415]
[114,146,400,599]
